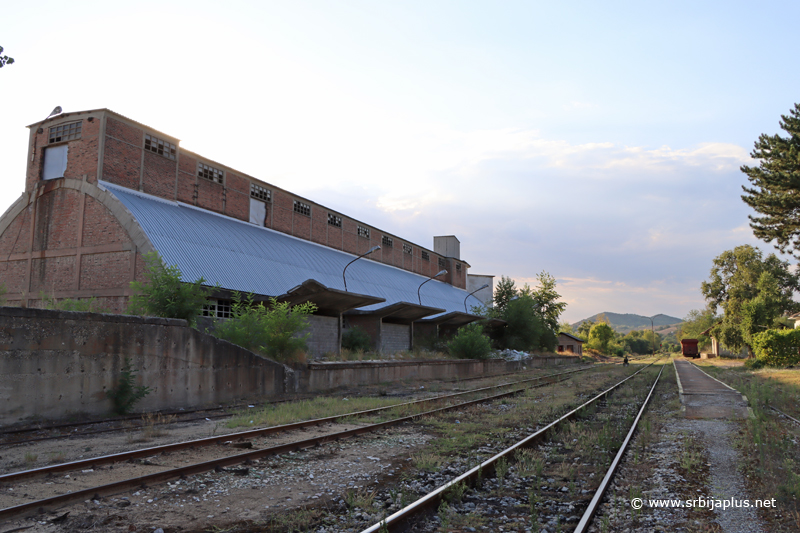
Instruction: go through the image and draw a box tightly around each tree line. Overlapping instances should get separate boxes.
[679,103,800,367]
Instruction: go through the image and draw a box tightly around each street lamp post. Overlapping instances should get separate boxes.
[418,270,447,305]
[342,245,380,292]
[464,284,489,313]
[648,315,656,357]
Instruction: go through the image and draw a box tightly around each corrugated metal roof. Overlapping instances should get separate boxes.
[101,182,484,317]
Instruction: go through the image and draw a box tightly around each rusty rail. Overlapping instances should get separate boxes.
[0,365,603,521]
[360,360,661,533]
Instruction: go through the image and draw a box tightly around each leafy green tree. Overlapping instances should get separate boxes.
[128,251,214,327]
[0,46,13,68]
[622,330,652,355]
[493,275,517,314]
[741,103,800,257]
[500,295,548,351]
[576,319,594,340]
[522,271,567,338]
[212,293,317,362]
[587,322,615,354]
[448,322,493,360]
[559,321,574,334]
[677,308,718,350]
[701,245,800,356]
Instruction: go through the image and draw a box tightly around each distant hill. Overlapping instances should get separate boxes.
[572,312,683,335]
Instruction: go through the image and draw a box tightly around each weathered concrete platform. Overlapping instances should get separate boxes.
[674,360,751,419]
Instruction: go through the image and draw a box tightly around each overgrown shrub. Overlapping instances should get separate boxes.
[40,292,109,313]
[107,358,151,415]
[744,357,766,370]
[448,322,492,360]
[342,326,372,352]
[128,252,214,327]
[751,328,800,366]
[211,292,317,362]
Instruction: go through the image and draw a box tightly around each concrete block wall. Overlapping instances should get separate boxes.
[0,307,285,425]
[305,315,340,358]
[381,323,411,353]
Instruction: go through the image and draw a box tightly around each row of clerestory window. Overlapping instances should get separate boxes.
[46,121,445,268]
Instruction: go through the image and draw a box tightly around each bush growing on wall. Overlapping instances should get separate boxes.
[342,326,372,352]
[106,358,151,415]
[212,292,317,362]
[129,252,214,327]
[448,322,493,360]
[40,292,109,313]
[751,328,800,367]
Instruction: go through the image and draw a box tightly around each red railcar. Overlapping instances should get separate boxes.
[680,339,699,358]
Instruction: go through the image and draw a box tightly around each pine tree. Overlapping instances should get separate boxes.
[741,103,800,257]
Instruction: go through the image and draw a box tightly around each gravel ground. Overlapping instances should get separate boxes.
[1,425,432,533]
[694,419,766,533]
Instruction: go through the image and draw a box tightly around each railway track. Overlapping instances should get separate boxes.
[0,363,608,522]
[359,359,664,533]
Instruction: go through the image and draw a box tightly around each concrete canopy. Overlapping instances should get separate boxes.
[276,279,385,315]
[417,311,483,327]
[346,302,445,324]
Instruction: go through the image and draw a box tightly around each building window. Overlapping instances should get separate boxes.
[198,163,223,184]
[48,121,81,144]
[203,299,232,319]
[403,243,412,255]
[293,200,311,216]
[421,251,430,261]
[144,134,177,160]
[456,263,462,272]
[358,225,370,238]
[382,235,393,247]
[328,213,342,227]
[438,257,446,268]
[250,183,271,202]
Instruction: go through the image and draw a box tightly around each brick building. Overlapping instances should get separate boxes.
[0,108,493,356]
[557,332,584,356]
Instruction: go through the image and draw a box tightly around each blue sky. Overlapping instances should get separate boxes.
[1,1,797,322]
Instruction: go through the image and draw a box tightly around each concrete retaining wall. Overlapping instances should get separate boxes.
[0,307,285,425]
[0,306,582,424]
[293,355,580,393]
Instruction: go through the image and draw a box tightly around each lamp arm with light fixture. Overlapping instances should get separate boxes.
[464,283,490,313]
[342,245,380,292]
[418,269,448,305]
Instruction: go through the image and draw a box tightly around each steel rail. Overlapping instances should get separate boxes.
[769,405,800,425]
[0,365,598,484]
[0,365,606,521]
[573,363,665,533]
[360,360,661,533]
